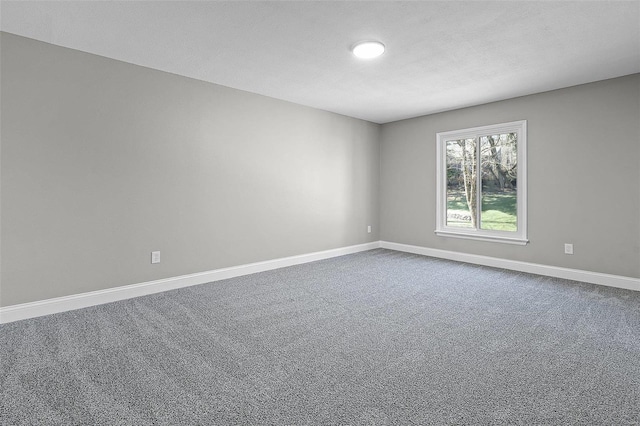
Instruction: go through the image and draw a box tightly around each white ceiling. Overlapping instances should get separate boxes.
[1,1,639,123]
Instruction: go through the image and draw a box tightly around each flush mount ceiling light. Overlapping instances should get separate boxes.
[351,41,385,59]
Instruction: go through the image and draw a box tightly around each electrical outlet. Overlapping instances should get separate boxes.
[367,225,372,233]
[151,251,161,264]
[564,244,573,255]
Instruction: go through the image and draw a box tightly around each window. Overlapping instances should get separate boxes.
[435,120,527,245]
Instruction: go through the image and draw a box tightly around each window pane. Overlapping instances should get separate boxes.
[446,138,476,228]
[480,133,517,231]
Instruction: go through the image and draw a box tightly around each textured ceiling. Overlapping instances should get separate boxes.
[1,1,639,123]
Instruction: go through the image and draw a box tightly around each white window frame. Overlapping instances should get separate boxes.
[435,120,528,245]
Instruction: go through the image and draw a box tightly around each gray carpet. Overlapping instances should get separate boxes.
[1,248,639,425]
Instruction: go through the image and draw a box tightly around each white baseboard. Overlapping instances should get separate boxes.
[0,242,381,324]
[3,240,637,324]
[380,241,640,292]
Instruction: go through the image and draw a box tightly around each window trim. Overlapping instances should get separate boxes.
[435,120,528,245]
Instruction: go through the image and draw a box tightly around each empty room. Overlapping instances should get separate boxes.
[1,1,639,424]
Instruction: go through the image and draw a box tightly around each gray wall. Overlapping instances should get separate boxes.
[0,33,380,306]
[2,32,638,308]
[381,74,640,278]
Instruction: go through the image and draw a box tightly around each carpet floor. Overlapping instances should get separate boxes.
[1,249,639,425]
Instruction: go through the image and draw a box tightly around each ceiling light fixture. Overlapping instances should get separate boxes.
[351,41,385,59]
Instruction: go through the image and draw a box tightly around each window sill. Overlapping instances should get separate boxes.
[435,230,529,245]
